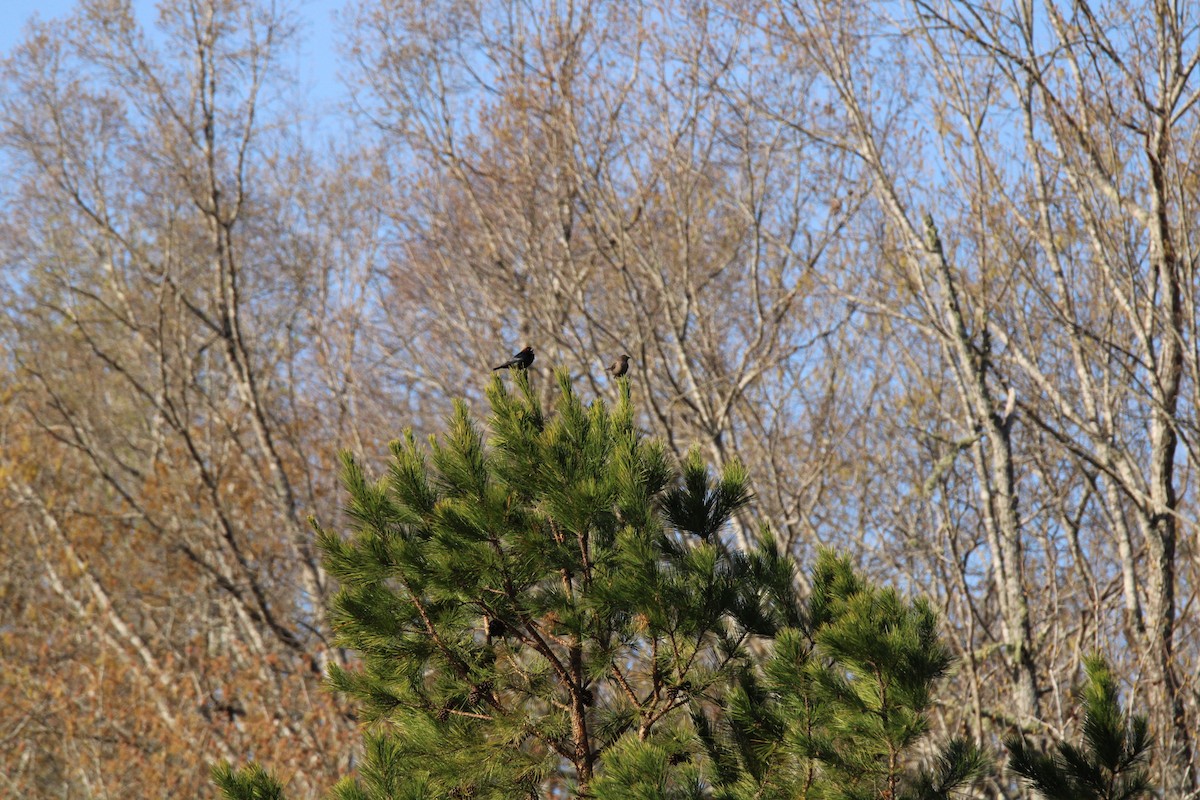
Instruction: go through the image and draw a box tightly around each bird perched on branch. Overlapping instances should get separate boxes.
[607,353,630,378]
[493,346,535,371]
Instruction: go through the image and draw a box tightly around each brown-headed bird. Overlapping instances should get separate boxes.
[493,346,535,371]
[607,353,630,378]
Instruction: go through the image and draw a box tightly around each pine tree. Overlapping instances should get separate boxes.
[225,370,758,798]
[677,550,987,800]
[1006,656,1153,800]
[215,371,984,799]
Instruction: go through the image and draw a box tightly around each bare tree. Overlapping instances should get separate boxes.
[343,0,873,569]
[0,1,390,794]
[741,0,1200,791]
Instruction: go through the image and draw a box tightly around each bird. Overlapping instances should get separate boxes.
[493,346,535,371]
[607,353,630,378]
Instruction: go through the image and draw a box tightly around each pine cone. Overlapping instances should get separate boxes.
[468,680,493,706]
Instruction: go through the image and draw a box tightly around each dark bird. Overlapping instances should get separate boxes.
[493,346,535,371]
[607,353,630,378]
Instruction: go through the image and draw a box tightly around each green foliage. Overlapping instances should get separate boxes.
[211,762,285,800]
[690,550,987,800]
[317,370,756,798]
[1007,656,1154,800]
[216,371,982,799]
[589,725,708,800]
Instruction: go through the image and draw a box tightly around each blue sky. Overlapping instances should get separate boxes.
[0,0,345,110]
[1,0,79,53]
